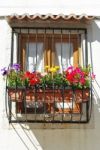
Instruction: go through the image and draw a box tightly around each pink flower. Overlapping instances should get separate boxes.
[41,72,47,77]
[80,78,86,85]
[67,66,74,73]
[91,73,96,80]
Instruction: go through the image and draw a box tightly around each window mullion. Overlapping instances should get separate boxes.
[68,30,71,66]
[11,28,14,65]
[44,29,46,70]
[17,29,21,64]
[35,29,38,71]
[85,29,88,67]
[61,29,63,72]
[52,29,54,67]
[26,29,30,71]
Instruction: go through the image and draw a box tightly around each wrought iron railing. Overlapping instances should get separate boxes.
[5,27,92,123]
[5,84,92,123]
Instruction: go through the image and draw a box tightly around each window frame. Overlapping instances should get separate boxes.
[11,28,88,71]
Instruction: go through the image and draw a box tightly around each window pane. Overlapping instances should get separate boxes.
[55,43,73,72]
[26,42,44,72]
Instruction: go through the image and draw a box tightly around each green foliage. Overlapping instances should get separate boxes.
[7,70,23,87]
[1,64,95,89]
[41,72,68,87]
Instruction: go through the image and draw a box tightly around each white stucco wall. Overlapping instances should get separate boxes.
[0,2,100,150]
[91,20,100,100]
[0,0,100,16]
[0,19,11,113]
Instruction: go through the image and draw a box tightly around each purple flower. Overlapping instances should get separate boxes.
[12,63,20,71]
[1,67,8,76]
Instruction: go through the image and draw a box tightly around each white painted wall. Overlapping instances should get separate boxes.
[90,20,100,101]
[0,19,11,113]
[0,3,100,150]
[0,0,100,16]
[0,2,100,150]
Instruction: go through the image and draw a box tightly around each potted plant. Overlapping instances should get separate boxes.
[1,64,24,101]
[1,64,95,113]
[65,65,95,103]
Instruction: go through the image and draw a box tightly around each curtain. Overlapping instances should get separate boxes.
[26,42,44,72]
[55,43,73,72]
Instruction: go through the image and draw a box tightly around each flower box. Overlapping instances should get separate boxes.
[2,63,93,122]
[74,88,90,103]
[7,87,24,102]
[7,85,90,114]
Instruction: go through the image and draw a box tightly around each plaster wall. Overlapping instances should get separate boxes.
[0,0,100,16]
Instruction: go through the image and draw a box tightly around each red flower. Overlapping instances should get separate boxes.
[29,77,40,85]
[67,74,74,83]
[29,79,35,85]
[80,78,86,85]
[21,71,40,86]
[24,71,31,78]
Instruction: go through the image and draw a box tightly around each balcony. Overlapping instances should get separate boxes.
[6,85,92,123]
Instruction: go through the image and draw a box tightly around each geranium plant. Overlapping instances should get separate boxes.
[22,71,40,87]
[1,64,40,88]
[1,63,95,89]
[65,65,95,89]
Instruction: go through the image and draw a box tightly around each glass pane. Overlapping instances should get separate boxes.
[55,43,73,72]
[26,42,44,72]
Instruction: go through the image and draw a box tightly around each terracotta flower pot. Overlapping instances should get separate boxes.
[8,87,23,102]
[7,86,90,114]
[74,88,90,103]
[7,87,24,113]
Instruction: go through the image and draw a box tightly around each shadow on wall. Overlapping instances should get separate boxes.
[88,20,100,112]
[88,20,100,72]
[88,20,100,43]
[92,80,100,112]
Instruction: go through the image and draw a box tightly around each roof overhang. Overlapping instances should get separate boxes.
[6,13,95,28]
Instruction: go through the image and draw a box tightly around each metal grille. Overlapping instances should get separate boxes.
[6,85,92,123]
[11,27,88,67]
[5,27,92,123]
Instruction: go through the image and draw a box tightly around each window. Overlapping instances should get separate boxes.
[11,28,87,72]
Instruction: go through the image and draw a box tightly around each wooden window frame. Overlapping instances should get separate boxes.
[20,33,79,71]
